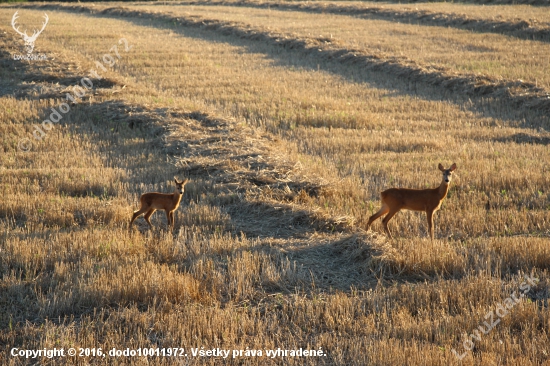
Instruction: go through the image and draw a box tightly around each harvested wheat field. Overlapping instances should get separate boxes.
[0,1,549,365]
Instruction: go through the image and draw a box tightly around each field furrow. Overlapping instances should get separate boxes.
[16,4,550,117]
[179,0,550,43]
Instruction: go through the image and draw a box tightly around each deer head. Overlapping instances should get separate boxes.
[12,11,49,55]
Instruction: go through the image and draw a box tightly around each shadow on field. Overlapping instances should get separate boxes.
[0,63,122,102]
[176,26,547,129]
[494,132,550,145]
[271,233,382,291]
[246,233,382,292]
[0,33,122,100]
[0,46,33,98]
[226,201,332,239]
[35,6,550,130]
[163,1,550,45]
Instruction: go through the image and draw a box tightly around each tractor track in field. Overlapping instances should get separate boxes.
[15,3,550,119]
[180,0,550,44]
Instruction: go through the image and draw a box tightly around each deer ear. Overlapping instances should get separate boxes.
[450,163,457,171]
[174,177,179,184]
[182,179,189,186]
[438,163,444,171]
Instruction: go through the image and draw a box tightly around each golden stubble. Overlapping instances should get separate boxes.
[0,4,548,365]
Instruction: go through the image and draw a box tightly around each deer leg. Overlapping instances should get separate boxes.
[144,209,156,230]
[129,207,149,231]
[381,209,399,239]
[170,211,175,228]
[427,210,435,240]
[165,210,173,230]
[366,203,390,230]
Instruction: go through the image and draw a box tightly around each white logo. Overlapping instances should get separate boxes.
[11,11,48,60]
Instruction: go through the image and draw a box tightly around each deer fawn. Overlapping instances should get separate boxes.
[129,178,189,232]
[366,163,457,240]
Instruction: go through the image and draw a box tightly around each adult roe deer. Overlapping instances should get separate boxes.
[366,163,457,240]
[129,178,189,232]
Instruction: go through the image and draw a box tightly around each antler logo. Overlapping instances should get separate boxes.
[12,11,48,55]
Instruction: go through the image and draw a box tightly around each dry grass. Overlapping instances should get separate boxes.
[0,2,549,365]
[146,2,550,90]
[337,0,550,5]
[179,0,550,42]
